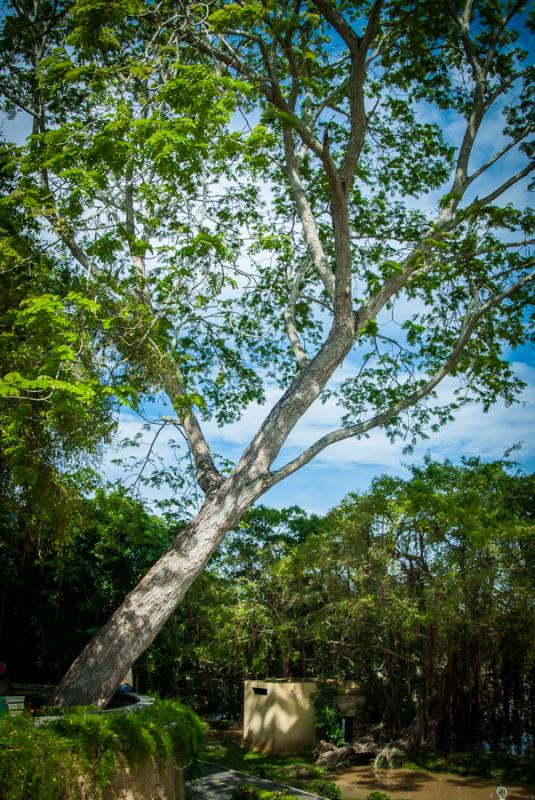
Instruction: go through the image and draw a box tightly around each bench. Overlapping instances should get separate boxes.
[0,696,25,716]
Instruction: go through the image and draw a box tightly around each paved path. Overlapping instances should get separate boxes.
[186,761,323,800]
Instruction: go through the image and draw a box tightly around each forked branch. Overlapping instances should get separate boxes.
[268,268,535,486]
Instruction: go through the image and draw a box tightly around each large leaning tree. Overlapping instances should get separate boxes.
[0,0,533,706]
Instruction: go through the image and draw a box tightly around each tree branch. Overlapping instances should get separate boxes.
[235,303,355,478]
[44,211,222,496]
[0,80,40,118]
[268,268,535,486]
[464,162,534,211]
[194,31,324,158]
[484,0,527,73]
[484,66,533,109]
[44,215,111,284]
[282,127,335,301]
[157,357,224,494]
[283,261,310,369]
[447,0,484,83]
[466,127,533,187]
[129,421,166,493]
[310,0,361,53]
[341,0,383,186]
[124,163,154,311]
[445,0,496,203]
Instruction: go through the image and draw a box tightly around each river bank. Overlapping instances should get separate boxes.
[204,730,535,800]
[333,763,535,800]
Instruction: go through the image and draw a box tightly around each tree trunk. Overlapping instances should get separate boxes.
[53,471,265,707]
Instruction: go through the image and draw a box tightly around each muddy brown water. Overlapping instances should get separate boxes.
[332,764,535,800]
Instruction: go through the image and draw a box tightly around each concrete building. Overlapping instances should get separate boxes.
[243,679,365,754]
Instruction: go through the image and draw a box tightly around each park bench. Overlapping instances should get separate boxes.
[0,695,25,716]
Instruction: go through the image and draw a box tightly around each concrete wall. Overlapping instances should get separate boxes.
[244,680,366,755]
[244,680,318,754]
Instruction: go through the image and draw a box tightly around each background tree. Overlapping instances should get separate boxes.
[157,459,534,752]
[0,0,533,706]
[0,486,172,683]
[139,505,320,711]
[0,141,117,551]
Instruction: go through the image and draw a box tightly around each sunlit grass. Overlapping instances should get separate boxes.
[202,735,326,788]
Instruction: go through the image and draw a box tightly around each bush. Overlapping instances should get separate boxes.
[231,786,260,800]
[307,778,342,800]
[313,684,344,747]
[0,699,204,800]
[230,786,295,800]
[366,793,392,800]
[213,769,344,800]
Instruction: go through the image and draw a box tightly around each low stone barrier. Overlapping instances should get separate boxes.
[99,754,185,800]
[3,694,192,800]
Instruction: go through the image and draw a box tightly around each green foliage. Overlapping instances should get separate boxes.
[0,0,532,729]
[202,736,323,786]
[313,685,345,747]
[0,148,120,553]
[230,786,295,800]
[136,505,323,705]
[366,793,392,800]
[231,786,261,800]
[0,700,204,800]
[0,486,173,684]
[307,779,342,800]
[0,0,531,459]
[6,459,531,758]
[208,4,265,34]
[144,459,535,754]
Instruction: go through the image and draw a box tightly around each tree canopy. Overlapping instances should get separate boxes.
[0,0,533,706]
[153,458,535,752]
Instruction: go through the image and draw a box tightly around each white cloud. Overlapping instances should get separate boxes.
[273,363,535,470]
[100,360,535,513]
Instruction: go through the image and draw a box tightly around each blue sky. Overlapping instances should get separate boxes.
[105,352,534,516]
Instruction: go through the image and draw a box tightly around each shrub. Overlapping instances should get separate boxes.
[313,684,344,747]
[231,785,260,800]
[366,792,392,800]
[230,787,297,800]
[307,778,342,800]
[258,791,294,800]
[0,699,204,800]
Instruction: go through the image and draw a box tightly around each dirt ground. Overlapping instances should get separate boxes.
[332,764,535,800]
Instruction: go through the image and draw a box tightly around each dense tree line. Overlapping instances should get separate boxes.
[2,458,534,754]
[168,457,535,753]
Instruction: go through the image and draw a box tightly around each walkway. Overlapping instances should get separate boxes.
[187,761,324,800]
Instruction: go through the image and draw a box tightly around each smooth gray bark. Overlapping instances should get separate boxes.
[53,471,265,707]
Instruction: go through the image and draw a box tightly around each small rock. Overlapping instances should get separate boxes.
[284,765,318,779]
[315,745,355,769]
[353,738,377,755]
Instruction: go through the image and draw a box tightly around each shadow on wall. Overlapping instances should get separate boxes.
[243,680,365,755]
[244,680,315,755]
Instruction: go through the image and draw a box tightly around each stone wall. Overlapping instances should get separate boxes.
[85,756,185,800]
